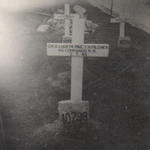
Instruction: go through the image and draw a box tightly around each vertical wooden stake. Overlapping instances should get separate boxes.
[71,15,85,102]
[120,22,125,38]
[64,3,70,36]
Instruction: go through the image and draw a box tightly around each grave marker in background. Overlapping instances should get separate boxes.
[111,17,131,48]
[111,17,126,38]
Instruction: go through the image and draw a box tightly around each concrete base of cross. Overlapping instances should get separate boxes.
[58,100,89,128]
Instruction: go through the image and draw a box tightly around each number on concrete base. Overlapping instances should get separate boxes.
[62,112,88,124]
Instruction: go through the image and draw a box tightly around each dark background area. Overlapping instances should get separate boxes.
[0,1,150,150]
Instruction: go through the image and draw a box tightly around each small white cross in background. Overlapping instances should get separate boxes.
[111,17,126,38]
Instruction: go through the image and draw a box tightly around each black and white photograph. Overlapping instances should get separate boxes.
[0,0,150,150]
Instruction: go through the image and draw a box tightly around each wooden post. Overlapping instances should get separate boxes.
[110,18,125,38]
[110,17,131,48]
[65,3,70,16]
[120,22,125,38]
[64,3,71,36]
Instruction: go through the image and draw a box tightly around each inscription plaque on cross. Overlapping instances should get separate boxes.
[47,14,109,126]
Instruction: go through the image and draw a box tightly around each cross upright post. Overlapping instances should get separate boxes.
[71,14,85,102]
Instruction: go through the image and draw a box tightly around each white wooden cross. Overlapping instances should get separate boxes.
[47,14,109,102]
[110,17,126,38]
